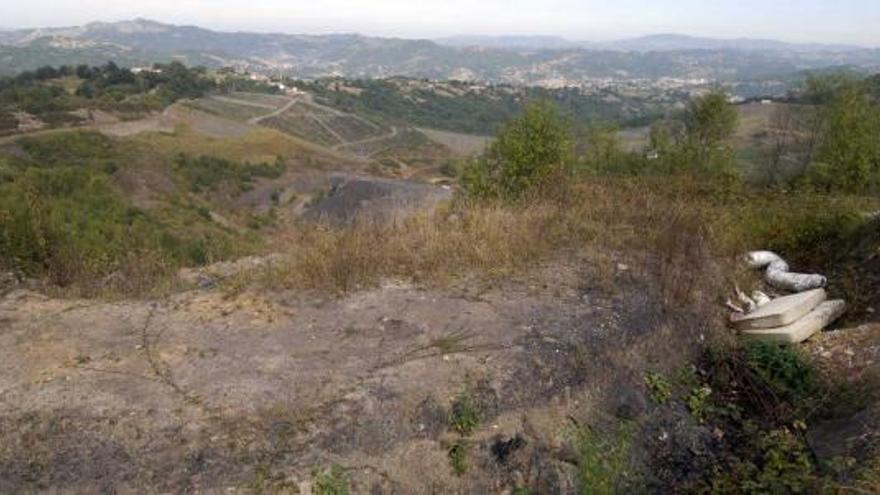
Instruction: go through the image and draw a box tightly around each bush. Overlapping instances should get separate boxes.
[460,101,572,200]
[0,167,166,285]
[175,154,285,193]
[745,342,819,409]
[711,427,816,494]
[19,130,116,167]
[0,152,247,294]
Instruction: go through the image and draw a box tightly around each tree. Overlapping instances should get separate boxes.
[808,79,880,192]
[682,89,739,177]
[578,122,629,175]
[460,100,572,200]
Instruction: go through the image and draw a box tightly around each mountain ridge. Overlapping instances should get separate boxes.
[1,19,878,84]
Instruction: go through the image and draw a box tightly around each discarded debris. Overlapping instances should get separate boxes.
[740,300,846,345]
[727,253,846,344]
[747,251,827,292]
[731,289,828,331]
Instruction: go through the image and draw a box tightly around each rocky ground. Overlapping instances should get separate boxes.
[0,256,719,493]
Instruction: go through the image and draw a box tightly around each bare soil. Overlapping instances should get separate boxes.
[0,259,694,493]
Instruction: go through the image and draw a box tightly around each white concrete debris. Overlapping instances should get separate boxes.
[747,251,827,293]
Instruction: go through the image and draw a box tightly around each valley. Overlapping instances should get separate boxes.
[1,16,880,492]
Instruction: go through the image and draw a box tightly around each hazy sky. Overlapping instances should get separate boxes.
[5,0,879,46]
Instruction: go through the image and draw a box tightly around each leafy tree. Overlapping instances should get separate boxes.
[578,122,630,175]
[460,100,572,200]
[806,77,880,193]
[682,89,739,178]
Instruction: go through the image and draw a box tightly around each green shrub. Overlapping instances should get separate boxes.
[460,100,572,200]
[175,154,285,193]
[0,155,246,294]
[19,130,116,167]
[711,427,816,494]
[745,342,819,408]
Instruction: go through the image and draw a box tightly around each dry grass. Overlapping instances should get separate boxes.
[229,174,879,306]
[255,199,598,293]
[236,177,709,297]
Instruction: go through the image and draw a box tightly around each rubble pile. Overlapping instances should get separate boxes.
[728,251,846,344]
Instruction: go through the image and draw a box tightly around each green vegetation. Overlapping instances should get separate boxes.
[1,62,210,120]
[0,131,258,296]
[460,101,572,200]
[294,78,676,135]
[450,392,479,437]
[690,343,834,492]
[644,371,673,404]
[313,464,350,495]
[446,390,479,476]
[447,440,470,476]
[0,62,281,133]
[751,73,880,193]
[574,424,637,494]
[174,154,285,193]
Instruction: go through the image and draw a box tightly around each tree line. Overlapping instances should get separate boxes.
[461,72,880,201]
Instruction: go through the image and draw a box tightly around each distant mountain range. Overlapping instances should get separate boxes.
[437,33,866,53]
[1,19,878,85]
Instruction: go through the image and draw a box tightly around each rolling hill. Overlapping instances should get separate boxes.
[1,19,879,84]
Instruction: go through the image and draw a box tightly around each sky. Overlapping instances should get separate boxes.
[4,0,880,46]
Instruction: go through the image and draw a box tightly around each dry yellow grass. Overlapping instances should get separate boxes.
[228,175,879,307]
[236,178,711,298]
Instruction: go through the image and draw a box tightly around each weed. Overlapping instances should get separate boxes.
[574,423,636,495]
[644,371,673,404]
[675,363,701,389]
[710,427,816,494]
[686,385,713,422]
[450,392,479,437]
[448,440,470,476]
[744,342,820,411]
[313,464,350,495]
[428,330,474,355]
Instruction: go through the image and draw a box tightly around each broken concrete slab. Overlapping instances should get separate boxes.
[740,300,846,345]
[730,289,827,331]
